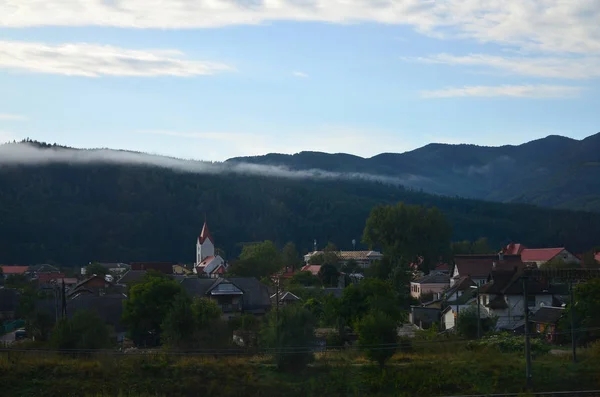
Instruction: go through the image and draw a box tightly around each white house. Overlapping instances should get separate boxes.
[193,221,227,278]
[303,250,383,268]
[479,268,553,330]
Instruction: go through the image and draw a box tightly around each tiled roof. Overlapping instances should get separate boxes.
[435,263,450,272]
[1,266,30,275]
[454,254,523,279]
[521,248,565,262]
[117,270,147,284]
[301,264,321,276]
[595,252,600,263]
[531,306,565,324]
[480,268,550,296]
[306,251,382,261]
[413,272,450,285]
[37,273,66,284]
[29,264,60,274]
[198,221,214,244]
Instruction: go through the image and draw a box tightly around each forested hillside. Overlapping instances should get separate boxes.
[1,142,600,266]
[229,132,600,212]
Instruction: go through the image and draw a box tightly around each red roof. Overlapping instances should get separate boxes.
[454,254,523,279]
[301,264,321,276]
[503,243,527,255]
[1,265,29,275]
[197,256,215,267]
[595,252,600,263]
[520,248,565,263]
[435,263,449,272]
[198,221,214,244]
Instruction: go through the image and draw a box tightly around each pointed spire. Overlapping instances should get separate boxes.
[199,220,214,244]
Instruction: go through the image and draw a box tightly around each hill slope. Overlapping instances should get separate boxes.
[228,132,600,212]
[1,142,600,266]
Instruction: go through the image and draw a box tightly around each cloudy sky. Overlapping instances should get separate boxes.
[0,1,599,161]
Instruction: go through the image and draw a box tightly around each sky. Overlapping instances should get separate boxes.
[0,1,599,161]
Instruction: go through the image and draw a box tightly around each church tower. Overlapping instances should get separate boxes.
[196,221,215,264]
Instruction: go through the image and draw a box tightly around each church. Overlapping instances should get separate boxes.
[193,221,227,278]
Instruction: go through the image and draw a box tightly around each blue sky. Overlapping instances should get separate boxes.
[0,1,599,161]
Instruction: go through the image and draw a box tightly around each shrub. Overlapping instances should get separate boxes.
[469,333,551,355]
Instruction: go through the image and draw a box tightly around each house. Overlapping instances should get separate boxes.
[130,262,176,274]
[434,263,450,274]
[451,254,524,287]
[530,306,565,343]
[0,266,30,279]
[81,263,130,276]
[0,288,18,320]
[193,221,227,278]
[521,248,580,267]
[410,272,450,300]
[409,302,442,329]
[29,264,61,275]
[180,277,271,317]
[67,275,113,298]
[479,267,553,330]
[173,264,192,275]
[303,250,383,268]
[36,272,66,285]
[271,291,301,306]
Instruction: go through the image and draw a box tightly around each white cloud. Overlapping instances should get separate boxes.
[421,85,584,99]
[0,113,25,120]
[1,1,599,54]
[410,53,600,80]
[292,71,309,78]
[0,40,232,77]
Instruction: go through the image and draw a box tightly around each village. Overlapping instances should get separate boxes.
[2,219,600,351]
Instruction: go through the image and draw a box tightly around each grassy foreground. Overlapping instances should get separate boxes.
[1,347,599,397]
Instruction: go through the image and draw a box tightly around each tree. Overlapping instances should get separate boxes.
[228,241,284,279]
[50,310,112,351]
[356,310,398,369]
[563,279,600,343]
[288,271,321,287]
[318,264,339,287]
[162,296,223,350]
[582,250,600,268]
[455,307,497,339]
[341,259,362,275]
[540,258,578,270]
[122,274,187,347]
[363,202,452,272]
[339,278,403,326]
[161,293,196,350]
[260,304,316,371]
[282,242,300,270]
[25,310,54,342]
[85,262,109,277]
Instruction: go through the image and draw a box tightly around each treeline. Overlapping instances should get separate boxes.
[1,159,600,266]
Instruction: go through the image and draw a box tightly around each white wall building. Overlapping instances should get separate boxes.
[194,221,226,278]
[303,250,383,268]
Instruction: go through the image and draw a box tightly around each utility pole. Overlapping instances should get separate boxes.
[476,284,481,339]
[61,279,67,319]
[570,280,577,363]
[522,269,532,390]
[275,274,280,343]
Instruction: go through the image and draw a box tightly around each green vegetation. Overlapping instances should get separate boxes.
[228,240,284,279]
[356,310,398,369]
[2,343,600,396]
[50,311,112,351]
[455,308,498,339]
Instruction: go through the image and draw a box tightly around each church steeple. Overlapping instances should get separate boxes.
[197,219,215,264]
[198,220,214,245]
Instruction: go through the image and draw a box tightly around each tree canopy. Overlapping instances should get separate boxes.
[227,240,283,279]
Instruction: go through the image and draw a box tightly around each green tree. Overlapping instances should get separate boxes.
[25,310,54,342]
[455,307,497,339]
[340,278,403,326]
[318,264,339,287]
[341,259,362,275]
[563,279,600,343]
[50,310,112,350]
[5,274,30,290]
[228,240,284,279]
[356,310,398,369]
[540,258,578,270]
[162,296,223,350]
[260,304,316,371]
[288,271,321,287]
[85,262,109,277]
[582,250,600,268]
[282,242,300,270]
[122,274,187,347]
[363,202,452,272]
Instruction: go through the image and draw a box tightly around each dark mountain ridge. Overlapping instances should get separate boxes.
[228,132,600,212]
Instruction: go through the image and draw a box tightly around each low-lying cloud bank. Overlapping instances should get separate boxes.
[0,143,422,186]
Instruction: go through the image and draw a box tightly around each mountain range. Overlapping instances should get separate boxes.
[0,134,599,266]
[228,132,600,212]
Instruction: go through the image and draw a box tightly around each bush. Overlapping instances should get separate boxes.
[356,310,398,369]
[468,333,551,355]
[50,310,112,352]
